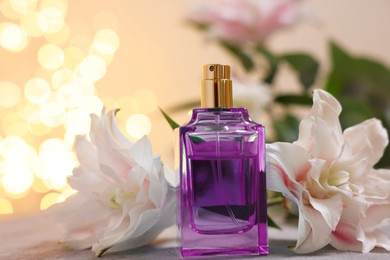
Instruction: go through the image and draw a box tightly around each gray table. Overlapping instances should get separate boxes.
[0,214,388,259]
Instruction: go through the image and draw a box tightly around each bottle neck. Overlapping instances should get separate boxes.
[191,107,249,117]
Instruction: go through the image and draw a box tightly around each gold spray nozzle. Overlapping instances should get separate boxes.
[201,64,233,108]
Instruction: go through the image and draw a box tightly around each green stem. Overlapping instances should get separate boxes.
[97,247,111,257]
[267,196,284,207]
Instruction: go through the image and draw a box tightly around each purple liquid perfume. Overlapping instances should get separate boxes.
[179,64,268,257]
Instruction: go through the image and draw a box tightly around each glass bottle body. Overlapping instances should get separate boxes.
[179,108,268,257]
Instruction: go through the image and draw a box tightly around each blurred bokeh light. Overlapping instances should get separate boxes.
[0,0,158,216]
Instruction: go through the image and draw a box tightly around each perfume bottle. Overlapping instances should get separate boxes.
[178,64,268,257]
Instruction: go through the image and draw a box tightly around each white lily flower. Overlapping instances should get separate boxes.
[187,0,307,44]
[267,89,390,253]
[48,109,176,256]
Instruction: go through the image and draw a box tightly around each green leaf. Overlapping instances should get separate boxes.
[324,42,354,97]
[338,98,376,128]
[256,46,280,84]
[328,41,355,75]
[189,135,205,143]
[281,53,320,89]
[273,114,300,143]
[325,41,390,103]
[274,94,313,106]
[220,41,255,71]
[377,118,390,168]
[159,107,180,130]
[354,58,390,97]
[268,215,281,229]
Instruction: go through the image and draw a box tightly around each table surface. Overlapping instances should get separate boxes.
[0,213,388,260]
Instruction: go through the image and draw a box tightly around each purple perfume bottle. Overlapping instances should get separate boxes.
[179,64,268,257]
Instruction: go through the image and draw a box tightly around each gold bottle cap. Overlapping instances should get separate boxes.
[201,64,233,108]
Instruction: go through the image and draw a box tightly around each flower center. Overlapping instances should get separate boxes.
[328,170,350,187]
[110,189,138,207]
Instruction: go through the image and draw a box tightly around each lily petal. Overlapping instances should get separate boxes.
[294,198,333,253]
[309,194,343,230]
[357,204,390,253]
[343,118,388,170]
[311,89,342,131]
[266,142,310,202]
[128,136,154,173]
[331,206,363,252]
